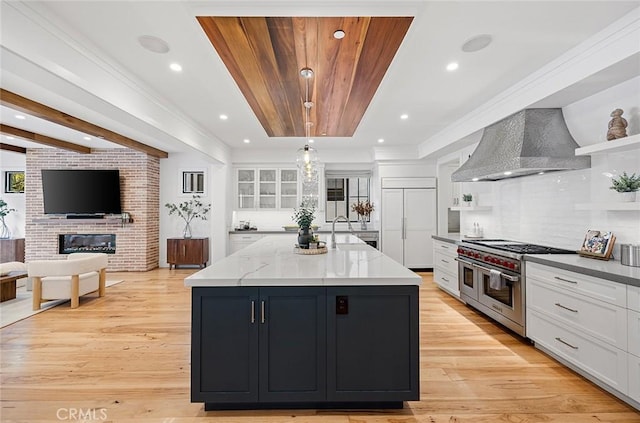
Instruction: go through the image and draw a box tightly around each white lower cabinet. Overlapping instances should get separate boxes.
[526,262,637,407]
[527,310,628,393]
[229,233,264,254]
[629,353,640,403]
[433,240,459,298]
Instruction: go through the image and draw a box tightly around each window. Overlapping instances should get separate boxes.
[4,171,24,193]
[325,177,370,222]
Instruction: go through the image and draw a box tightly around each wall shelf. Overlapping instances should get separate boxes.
[575,133,640,156]
[449,206,492,211]
[33,216,132,224]
[575,202,640,211]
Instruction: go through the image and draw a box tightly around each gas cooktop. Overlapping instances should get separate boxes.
[462,239,576,255]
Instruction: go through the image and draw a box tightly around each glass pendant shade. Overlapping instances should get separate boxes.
[296,144,318,180]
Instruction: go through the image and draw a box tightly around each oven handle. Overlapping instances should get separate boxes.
[454,257,520,282]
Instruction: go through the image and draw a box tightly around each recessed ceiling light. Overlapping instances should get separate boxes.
[461,34,493,53]
[169,63,182,72]
[15,114,26,119]
[138,35,170,54]
[308,139,314,143]
[243,139,250,144]
[219,114,228,120]
[333,30,345,39]
[538,171,545,175]
[503,171,513,175]
[83,136,91,141]
[446,62,459,72]
[400,114,409,120]
[6,136,14,140]
[378,138,385,143]
[472,177,479,182]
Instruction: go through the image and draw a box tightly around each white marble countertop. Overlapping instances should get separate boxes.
[524,254,640,287]
[186,234,421,287]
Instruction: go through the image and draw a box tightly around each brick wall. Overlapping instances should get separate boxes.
[25,149,160,271]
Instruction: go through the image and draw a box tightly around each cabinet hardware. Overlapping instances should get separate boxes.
[554,302,578,313]
[440,245,449,249]
[260,301,265,324]
[555,337,578,350]
[442,277,449,282]
[441,259,450,264]
[554,276,578,284]
[183,245,186,256]
[250,300,255,323]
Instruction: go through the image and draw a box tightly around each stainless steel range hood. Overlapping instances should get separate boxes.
[451,108,590,182]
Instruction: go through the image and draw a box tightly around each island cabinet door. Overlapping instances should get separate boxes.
[258,287,327,402]
[191,287,259,403]
[326,286,420,402]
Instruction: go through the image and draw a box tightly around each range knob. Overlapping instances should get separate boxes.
[457,248,463,254]
[507,262,515,270]
[484,256,491,261]
[474,253,480,258]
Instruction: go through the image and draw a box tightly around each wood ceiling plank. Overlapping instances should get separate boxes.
[339,17,413,135]
[0,89,168,158]
[0,124,91,154]
[197,16,412,138]
[0,143,27,154]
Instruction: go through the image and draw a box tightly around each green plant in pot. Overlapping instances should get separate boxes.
[165,195,211,238]
[610,172,640,202]
[292,200,316,249]
[462,193,473,205]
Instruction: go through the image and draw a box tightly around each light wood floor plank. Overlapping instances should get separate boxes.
[1,269,638,422]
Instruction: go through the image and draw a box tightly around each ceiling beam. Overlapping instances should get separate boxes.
[0,89,169,158]
[0,143,27,154]
[1,124,91,154]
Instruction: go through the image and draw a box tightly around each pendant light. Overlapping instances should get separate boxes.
[296,67,318,183]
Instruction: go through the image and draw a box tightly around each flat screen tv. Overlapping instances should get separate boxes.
[42,169,122,215]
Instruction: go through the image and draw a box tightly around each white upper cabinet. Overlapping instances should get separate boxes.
[235,167,299,210]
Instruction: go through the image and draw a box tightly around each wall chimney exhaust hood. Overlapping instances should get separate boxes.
[451,108,590,182]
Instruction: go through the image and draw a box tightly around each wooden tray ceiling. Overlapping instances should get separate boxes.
[197,16,413,138]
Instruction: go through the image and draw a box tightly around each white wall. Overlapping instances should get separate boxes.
[458,77,640,257]
[159,152,220,267]
[0,150,26,238]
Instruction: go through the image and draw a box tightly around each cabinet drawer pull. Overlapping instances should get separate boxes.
[442,277,450,282]
[441,259,450,264]
[260,301,265,324]
[250,300,255,323]
[554,276,578,284]
[555,337,578,350]
[554,302,578,313]
[183,245,186,256]
[440,245,449,249]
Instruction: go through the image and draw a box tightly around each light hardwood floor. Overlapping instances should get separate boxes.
[1,269,638,422]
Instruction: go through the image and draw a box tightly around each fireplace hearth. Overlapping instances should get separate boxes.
[59,234,116,254]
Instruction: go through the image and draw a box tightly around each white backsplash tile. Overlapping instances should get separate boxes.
[461,150,640,254]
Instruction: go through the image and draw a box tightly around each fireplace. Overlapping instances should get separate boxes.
[59,234,116,254]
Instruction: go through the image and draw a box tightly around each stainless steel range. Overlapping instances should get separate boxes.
[456,239,575,336]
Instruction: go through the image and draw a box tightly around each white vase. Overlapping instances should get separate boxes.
[620,192,636,202]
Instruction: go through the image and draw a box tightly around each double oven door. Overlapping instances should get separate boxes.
[457,257,523,328]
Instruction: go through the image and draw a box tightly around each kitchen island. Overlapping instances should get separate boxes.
[185,234,421,410]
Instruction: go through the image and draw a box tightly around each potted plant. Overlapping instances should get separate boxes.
[0,199,16,239]
[351,200,374,230]
[610,171,640,202]
[165,195,211,238]
[462,193,473,206]
[292,200,316,248]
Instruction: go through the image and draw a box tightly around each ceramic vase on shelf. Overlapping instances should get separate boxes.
[360,217,368,230]
[183,221,193,239]
[298,227,313,249]
[620,192,637,202]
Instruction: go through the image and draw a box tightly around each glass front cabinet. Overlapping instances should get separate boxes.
[236,167,299,210]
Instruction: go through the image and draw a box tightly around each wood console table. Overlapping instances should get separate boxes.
[1,271,27,302]
[167,238,209,270]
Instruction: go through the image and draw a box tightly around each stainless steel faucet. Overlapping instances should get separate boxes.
[331,215,354,249]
